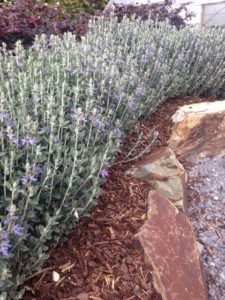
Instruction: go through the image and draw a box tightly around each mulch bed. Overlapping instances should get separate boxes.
[23,96,217,300]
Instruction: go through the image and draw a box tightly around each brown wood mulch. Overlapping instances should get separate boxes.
[23,96,217,300]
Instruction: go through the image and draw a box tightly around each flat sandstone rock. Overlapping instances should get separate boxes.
[171,100,225,123]
[169,100,225,158]
[136,191,208,300]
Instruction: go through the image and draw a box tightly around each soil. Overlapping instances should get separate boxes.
[23,96,219,300]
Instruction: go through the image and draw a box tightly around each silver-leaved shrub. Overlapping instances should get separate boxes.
[0,16,225,299]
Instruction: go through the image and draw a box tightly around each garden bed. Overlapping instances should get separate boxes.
[24,96,220,300]
[1,5,225,298]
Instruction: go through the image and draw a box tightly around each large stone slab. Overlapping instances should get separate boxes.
[171,100,225,123]
[169,100,225,158]
[136,191,208,300]
[126,147,187,211]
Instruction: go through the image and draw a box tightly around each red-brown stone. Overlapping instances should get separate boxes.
[136,190,208,300]
[169,101,225,159]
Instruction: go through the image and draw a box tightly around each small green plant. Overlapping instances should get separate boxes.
[51,0,108,14]
[0,0,12,7]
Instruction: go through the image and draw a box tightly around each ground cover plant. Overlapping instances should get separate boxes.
[1,16,225,299]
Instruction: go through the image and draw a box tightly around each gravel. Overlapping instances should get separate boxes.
[186,156,225,300]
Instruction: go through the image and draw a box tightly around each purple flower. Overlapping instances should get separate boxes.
[35,165,43,175]
[92,117,101,126]
[34,96,41,109]
[3,218,10,225]
[103,160,110,168]
[6,130,19,146]
[89,113,103,127]
[0,231,9,240]
[12,138,20,147]
[29,175,37,182]
[113,128,122,138]
[0,231,12,257]
[0,113,9,122]
[71,109,86,123]
[34,95,40,103]
[115,95,123,102]
[0,241,12,257]
[4,216,18,225]
[7,132,15,140]
[128,100,137,111]
[100,169,109,178]
[39,127,50,134]
[7,71,15,79]
[137,85,146,97]
[21,137,36,146]
[5,121,13,127]
[12,224,24,237]
[96,104,103,111]
[21,139,26,146]
[21,175,37,185]
[21,178,28,185]
[53,137,60,144]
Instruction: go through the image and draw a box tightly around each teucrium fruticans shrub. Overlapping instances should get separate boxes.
[0,16,225,299]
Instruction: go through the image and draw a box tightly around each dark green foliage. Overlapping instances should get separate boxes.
[58,0,108,14]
